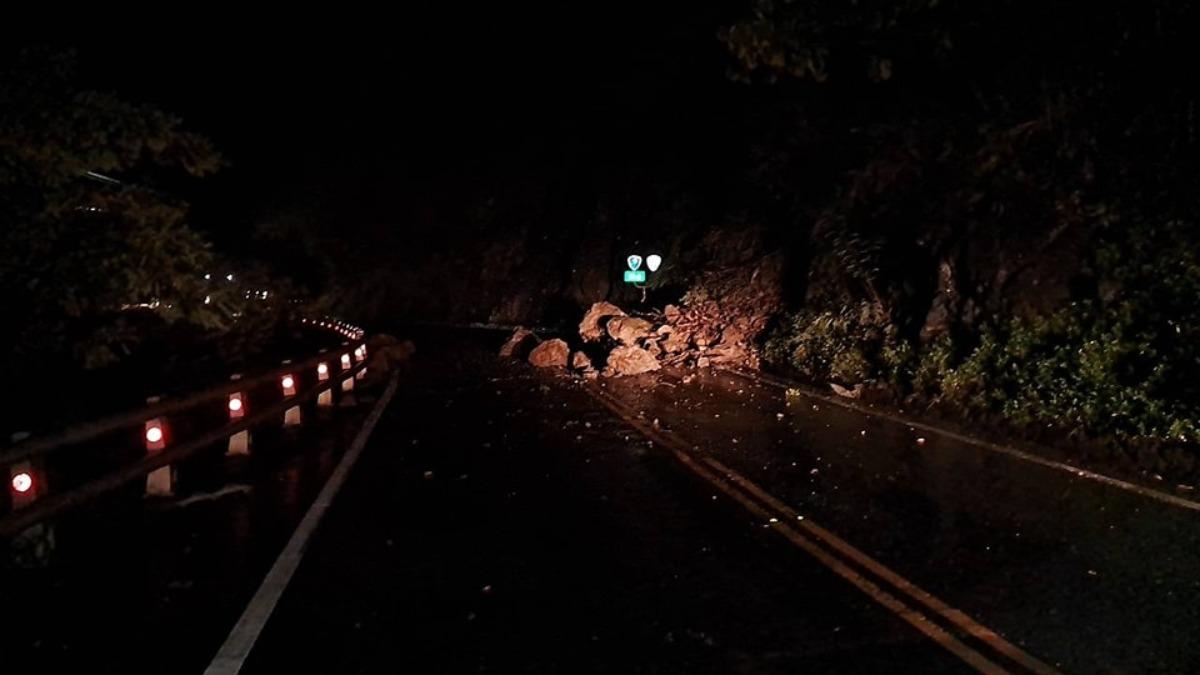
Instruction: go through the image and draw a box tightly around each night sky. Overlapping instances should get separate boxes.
[48,8,746,247]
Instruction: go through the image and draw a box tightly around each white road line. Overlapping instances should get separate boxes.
[205,372,400,675]
[721,367,1200,514]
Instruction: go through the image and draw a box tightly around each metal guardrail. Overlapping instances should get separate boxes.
[0,317,372,538]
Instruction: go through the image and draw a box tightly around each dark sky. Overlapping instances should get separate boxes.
[57,7,748,242]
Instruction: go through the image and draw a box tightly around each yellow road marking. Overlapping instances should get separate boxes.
[703,456,1059,675]
[588,384,1060,675]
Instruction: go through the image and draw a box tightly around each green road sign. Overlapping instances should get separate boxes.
[624,269,646,283]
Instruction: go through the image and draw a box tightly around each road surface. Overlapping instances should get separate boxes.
[5,331,1200,673]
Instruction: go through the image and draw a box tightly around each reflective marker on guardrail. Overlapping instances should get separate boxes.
[144,419,166,450]
[10,461,37,510]
[227,379,250,455]
[7,434,54,563]
[316,363,333,407]
[281,371,301,427]
[144,410,173,496]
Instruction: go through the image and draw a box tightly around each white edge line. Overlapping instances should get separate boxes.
[204,372,401,675]
[720,367,1200,514]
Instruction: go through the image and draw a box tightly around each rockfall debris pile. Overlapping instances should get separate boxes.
[499,287,779,376]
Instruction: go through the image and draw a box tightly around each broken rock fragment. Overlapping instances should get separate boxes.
[605,316,655,345]
[604,345,661,376]
[579,301,626,342]
[499,328,538,359]
[528,339,570,368]
[571,351,596,372]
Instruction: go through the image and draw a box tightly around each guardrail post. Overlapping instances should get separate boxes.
[316,360,333,407]
[227,374,250,455]
[8,433,39,511]
[354,345,368,381]
[144,399,173,497]
[338,351,357,406]
[7,432,55,566]
[281,364,301,427]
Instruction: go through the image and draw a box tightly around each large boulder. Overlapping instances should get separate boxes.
[499,327,538,359]
[579,301,626,342]
[605,316,655,345]
[603,345,661,377]
[529,338,570,368]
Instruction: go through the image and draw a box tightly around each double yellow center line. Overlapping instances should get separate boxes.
[587,384,1060,675]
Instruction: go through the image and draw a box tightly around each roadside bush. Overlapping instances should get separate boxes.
[764,304,885,384]
[766,277,1200,445]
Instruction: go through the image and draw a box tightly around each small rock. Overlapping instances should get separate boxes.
[830,382,862,399]
[529,339,570,368]
[571,351,596,372]
[604,345,661,376]
[606,316,656,345]
[499,328,538,359]
[662,331,690,354]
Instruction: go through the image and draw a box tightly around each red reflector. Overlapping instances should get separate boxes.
[11,472,32,494]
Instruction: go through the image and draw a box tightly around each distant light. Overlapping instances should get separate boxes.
[262,290,269,299]
[281,375,295,390]
[317,363,329,375]
[204,273,212,280]
[226,273,234,282]
[228,397,243,412]
[204,295,211,305]
[11,472,32,494]
[646,254,662,272]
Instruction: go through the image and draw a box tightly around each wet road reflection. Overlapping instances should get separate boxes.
[241,341,967,673]
[600,368,1200,673]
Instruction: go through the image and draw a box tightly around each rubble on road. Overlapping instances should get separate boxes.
[528,338,570,368]
[571,351,596,374]
[830,382,862,399]
[516,262,781,376]
[604,345,661,376]
[579,301,626,342]
[499,327,538,359]
[605,316,655,345]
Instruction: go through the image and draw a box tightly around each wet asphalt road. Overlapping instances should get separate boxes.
[599,368,1200,673]
[0,388,377,673]
[6,331,1200,673]
[241,340,965,674]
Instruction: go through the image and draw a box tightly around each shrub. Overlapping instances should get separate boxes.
[764,303,885,384]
